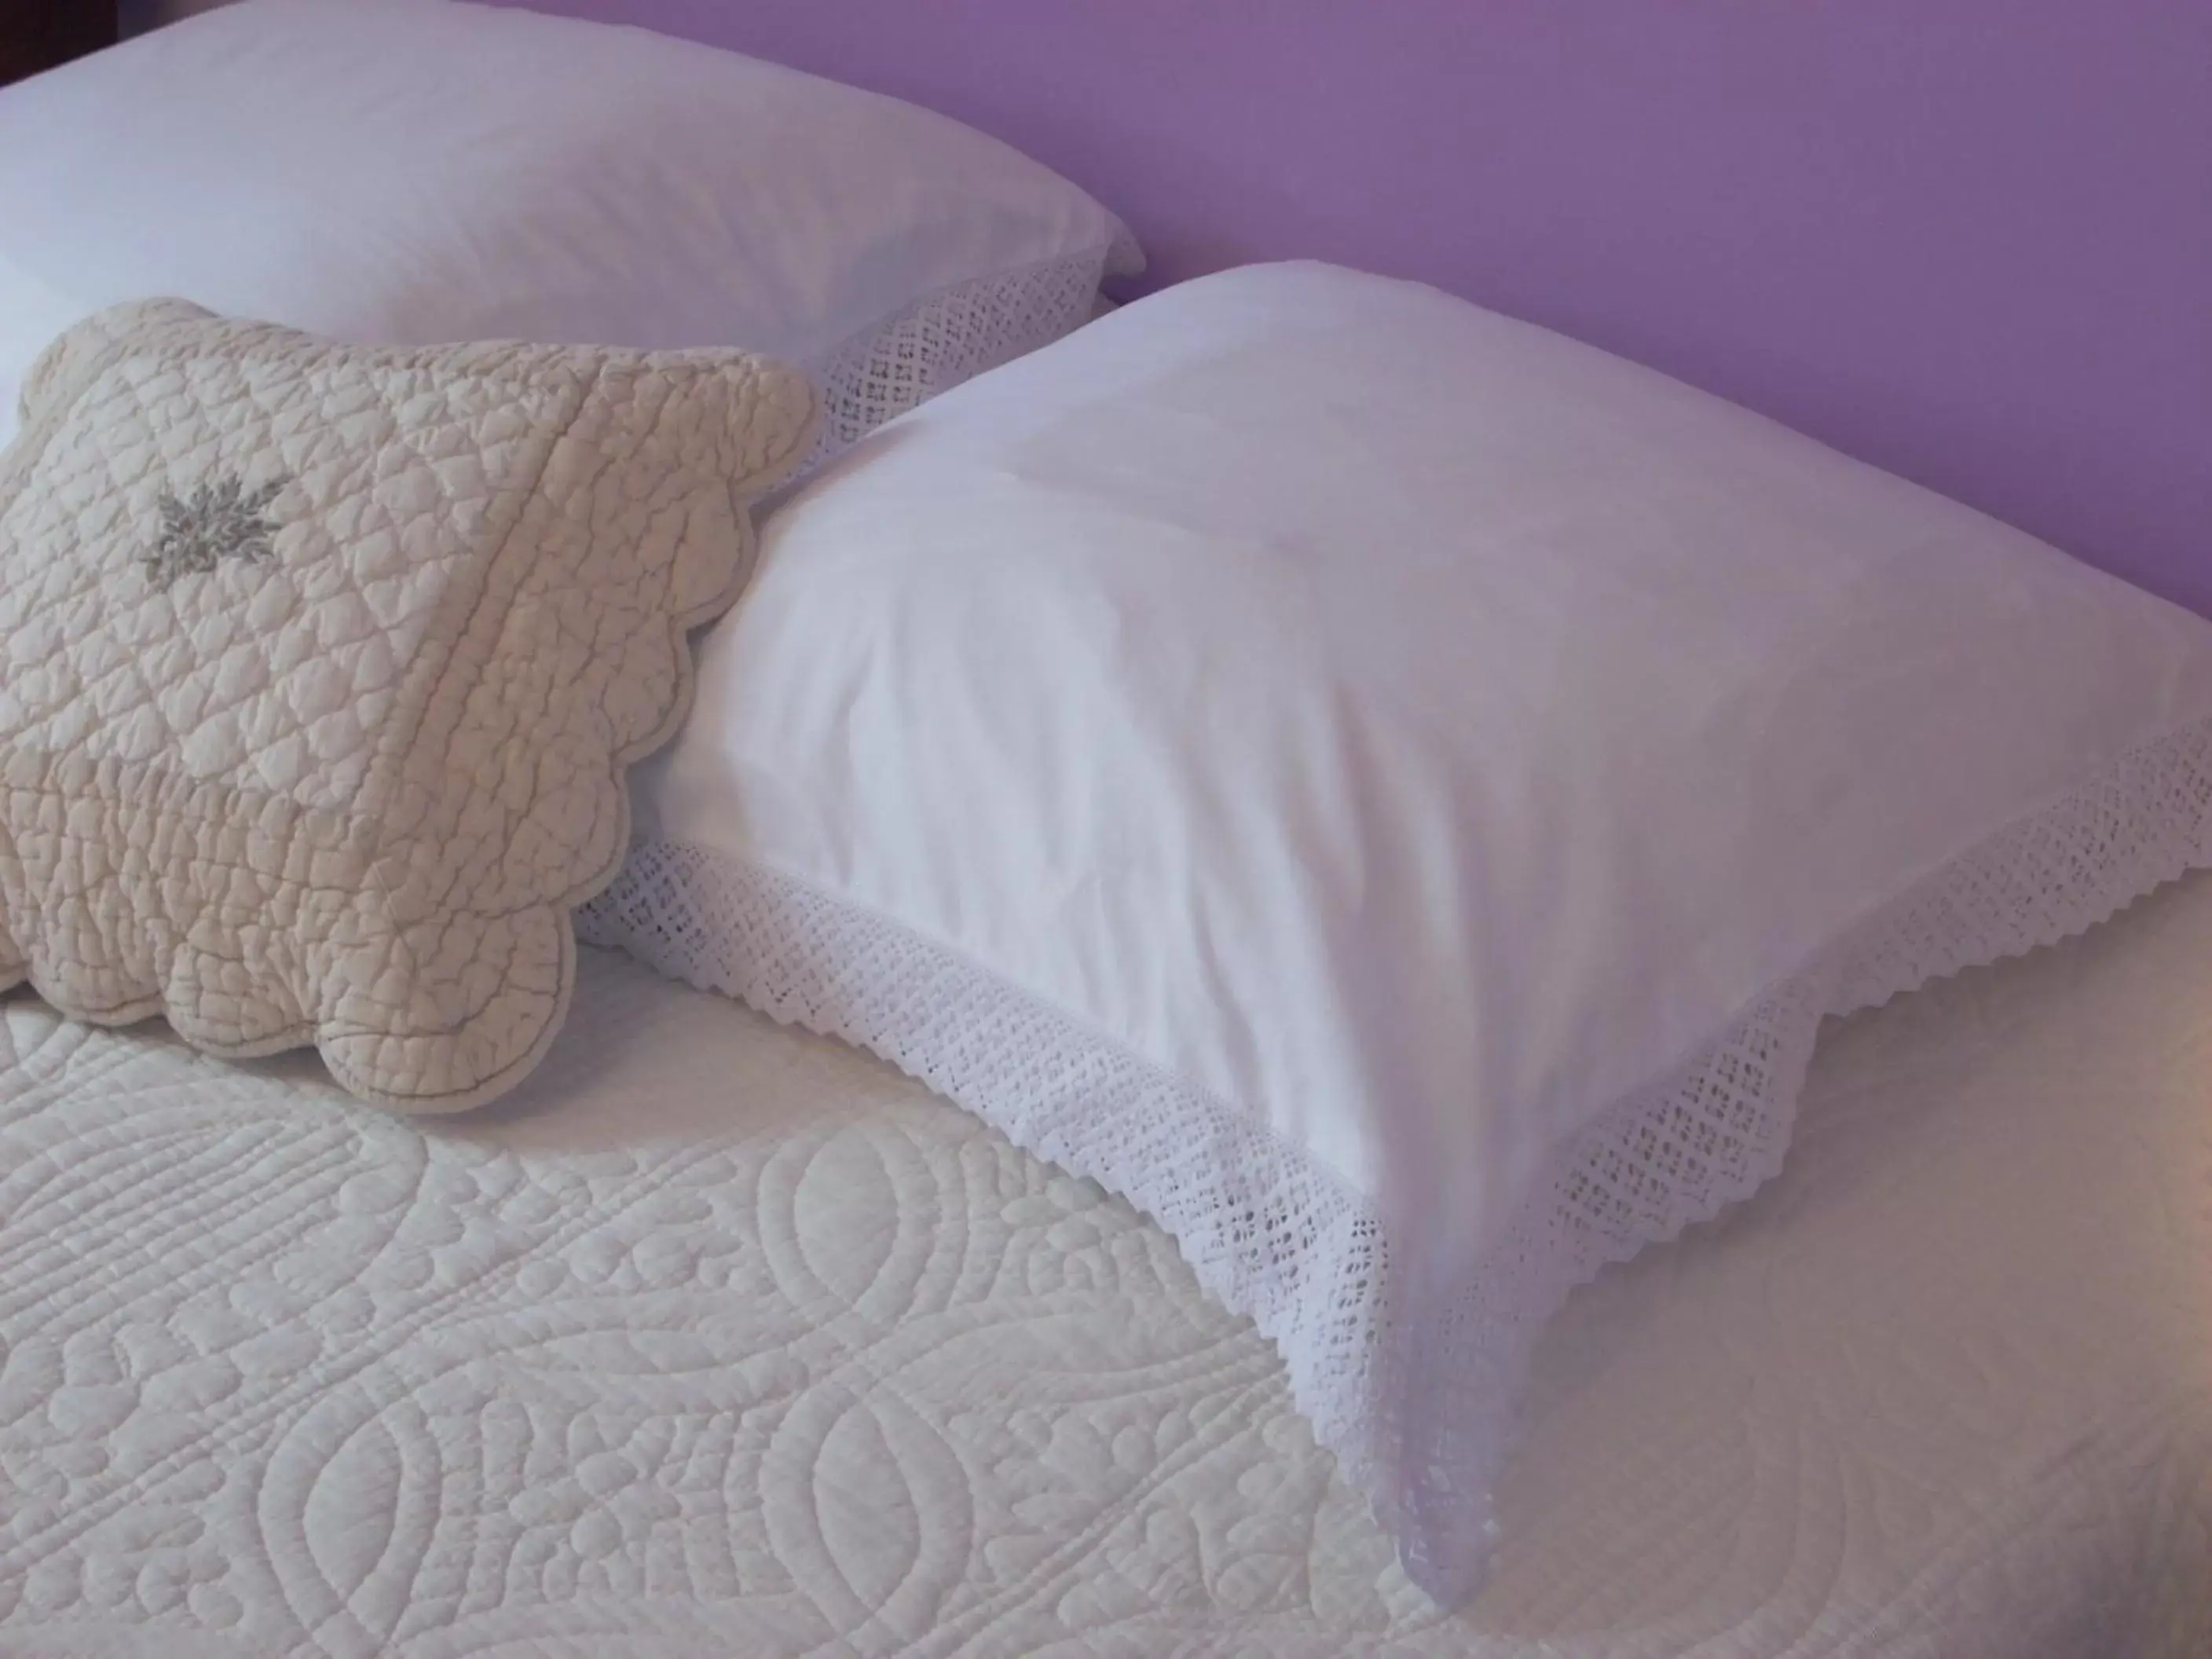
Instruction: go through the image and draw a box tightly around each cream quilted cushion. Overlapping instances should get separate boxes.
[0,299,817,1111]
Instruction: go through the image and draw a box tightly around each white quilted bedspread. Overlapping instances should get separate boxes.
[4,876,2211,1657]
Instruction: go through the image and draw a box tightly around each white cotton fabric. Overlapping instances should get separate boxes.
[0,0,1137,455]
[610,261,2212,1601]
[6,876,2212,1655]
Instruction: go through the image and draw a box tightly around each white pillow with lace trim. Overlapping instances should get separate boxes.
[0,0,1140,463]
[585,260,2212,1604]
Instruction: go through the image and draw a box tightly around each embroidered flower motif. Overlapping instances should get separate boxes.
[142,475,289,589]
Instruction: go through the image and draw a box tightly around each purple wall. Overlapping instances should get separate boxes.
[514,0,2210,616]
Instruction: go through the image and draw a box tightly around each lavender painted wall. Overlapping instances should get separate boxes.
[513,0,2210,615]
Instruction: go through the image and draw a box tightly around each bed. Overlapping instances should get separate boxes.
[4,866,2209,1656]
[4,4,2210,1655]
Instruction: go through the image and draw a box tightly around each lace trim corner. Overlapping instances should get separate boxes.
[581,711,2212,1603]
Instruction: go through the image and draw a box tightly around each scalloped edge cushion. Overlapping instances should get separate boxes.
[0,299,817,1111]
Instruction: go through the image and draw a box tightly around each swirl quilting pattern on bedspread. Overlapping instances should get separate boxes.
[0,960,1431,1656]
[3,903,2211,1656]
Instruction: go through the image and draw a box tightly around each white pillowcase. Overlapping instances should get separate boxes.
[588,261,2212,1602]
[0,0,1136,453]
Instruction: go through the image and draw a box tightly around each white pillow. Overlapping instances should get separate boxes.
[587,261,2212,1602]
[0,0,1136,455]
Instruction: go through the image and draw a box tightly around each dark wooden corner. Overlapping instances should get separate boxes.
[2,0,120,88]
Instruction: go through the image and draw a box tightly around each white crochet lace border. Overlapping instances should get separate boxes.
[797,235,1142,474]
[577,712,2212,1606]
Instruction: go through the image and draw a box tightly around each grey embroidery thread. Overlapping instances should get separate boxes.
[143,474,290,589]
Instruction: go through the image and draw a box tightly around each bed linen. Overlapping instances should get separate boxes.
[0,299,815,1114]
[3,873,2210,1655]
[0,0,1138,464]
[610,258,2212,1603]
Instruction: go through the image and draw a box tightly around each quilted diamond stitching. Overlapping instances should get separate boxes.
[0,301,817,1111]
